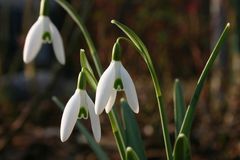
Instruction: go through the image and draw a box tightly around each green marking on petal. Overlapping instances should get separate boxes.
[114,78,123,91]
[42,32,52,43]
[78,107,88,119]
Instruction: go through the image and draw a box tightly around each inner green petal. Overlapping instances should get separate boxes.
[78,106,88,119]
[114,78,123,91]
[42,32,52,43]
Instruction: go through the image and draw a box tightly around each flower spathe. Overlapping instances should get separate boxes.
[23,16,65,65]
[95,60,139,115]
[60,89,101,142]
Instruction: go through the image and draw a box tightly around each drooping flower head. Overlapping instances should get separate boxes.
[23,0,65,64]
[95,41,139,115]
[60,71,101,142]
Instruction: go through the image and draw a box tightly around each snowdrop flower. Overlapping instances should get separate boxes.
[60,72,101,142]
[23,15,65,64]
[60,89,101,142]
[95,41,139,115]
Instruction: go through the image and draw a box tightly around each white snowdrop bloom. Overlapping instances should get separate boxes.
[60,89,101,142]
[95,60,139,115]
[23,16,65,65]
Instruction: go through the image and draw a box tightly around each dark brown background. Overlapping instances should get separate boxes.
[0,0,239,159]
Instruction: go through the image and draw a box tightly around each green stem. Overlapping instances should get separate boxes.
[40,0,49,16]
[111,20,173,160]
[147,55,172,160]
[55,0,102,77]
[179,23,230,136]
[142,52,172,160]
[108,111,127,160]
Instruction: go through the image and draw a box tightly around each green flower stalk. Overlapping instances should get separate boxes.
[40,0,49,16]
[111,20,173,160]
[55,0,102,76]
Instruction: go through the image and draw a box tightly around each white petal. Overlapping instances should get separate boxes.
[41,16,51,33]
[60,89,81,142]
[79,90,87,107]
[95,62,116,115]
[121,65,139,113]
[86,93,101,142]
[49,20,65,65]
[23,17,43,63]
[105,90,117,113]
[114,61,122,77]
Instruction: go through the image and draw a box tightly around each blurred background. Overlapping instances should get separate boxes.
[0,0,240,159]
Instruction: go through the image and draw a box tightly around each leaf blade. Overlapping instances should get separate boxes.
[173,133,191,160]
[179,23,230,136]
[126,147,140,160]
[121,99,147,160]
[173,79,186,137]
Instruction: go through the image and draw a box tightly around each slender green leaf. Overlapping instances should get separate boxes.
[126,147,140,160]
[52,96,109,160]
[179,23,230,136]
[55,0,102,77]
[112,19,173,160]
[173,134,191,160]
[121,99,147,160]
[173,79,186,137]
